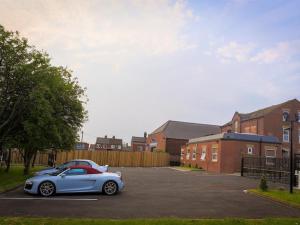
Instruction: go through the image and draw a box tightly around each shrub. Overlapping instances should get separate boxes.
[259,176,268,191]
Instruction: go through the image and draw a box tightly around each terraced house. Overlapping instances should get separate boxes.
[181,99,300,173]
[221,99,300,157]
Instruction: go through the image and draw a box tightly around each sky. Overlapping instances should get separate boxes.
[0,0,300,144]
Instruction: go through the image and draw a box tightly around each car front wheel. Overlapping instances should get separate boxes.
[39,181,56,197]
[102,181,118,195]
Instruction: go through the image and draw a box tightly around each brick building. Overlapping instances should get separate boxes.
[147,120,220,165]
[131,132,147,151]
[95,136,122,150]
[181,132,281,173]
[221,99,300,157]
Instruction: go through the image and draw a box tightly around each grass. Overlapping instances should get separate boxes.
[249,189,300,208]
[0,165,45,193]
[0,218,300,225]
[174,166,204,171]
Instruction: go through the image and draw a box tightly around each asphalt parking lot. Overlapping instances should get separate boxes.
[0,167,300,218]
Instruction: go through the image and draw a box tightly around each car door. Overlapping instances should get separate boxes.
[57,168,95,193]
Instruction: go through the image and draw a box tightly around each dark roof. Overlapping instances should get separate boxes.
[222,99,299,127]
[96,137,122,145]
[131,136,146,143]
[151,120,221,140]
[189,132,280,144]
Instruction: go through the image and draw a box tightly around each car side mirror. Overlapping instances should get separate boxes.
[60,174,66,178]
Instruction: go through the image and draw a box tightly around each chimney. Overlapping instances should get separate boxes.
[104,135,107,138]
[112,136,115,139]
[144,132,147,138]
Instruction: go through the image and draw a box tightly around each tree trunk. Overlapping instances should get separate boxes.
[23,150,34,175]
[31,151,37,168]
[5,148,11,172]
[0,144,3,170]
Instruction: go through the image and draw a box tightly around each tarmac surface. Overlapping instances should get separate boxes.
[0,167,300,218]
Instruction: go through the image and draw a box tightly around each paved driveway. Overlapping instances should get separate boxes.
[0,167,300,218]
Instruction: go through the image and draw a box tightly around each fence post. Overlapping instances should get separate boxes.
[241,157,244,177]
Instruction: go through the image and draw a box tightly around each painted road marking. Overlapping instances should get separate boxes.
[0,197,98,201]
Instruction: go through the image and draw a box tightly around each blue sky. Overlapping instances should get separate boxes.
[0,0,299,144]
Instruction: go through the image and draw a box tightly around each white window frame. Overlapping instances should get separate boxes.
[180,148,185,160]
[247,146,253,155]
[283,128,290,143]
[211,147,218,162]
[265,148,276,166]
[200,146,206,161]
[186,149,190,160]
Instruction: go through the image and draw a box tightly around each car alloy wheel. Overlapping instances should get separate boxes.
[103,181,118,195]
[39,181,55,197]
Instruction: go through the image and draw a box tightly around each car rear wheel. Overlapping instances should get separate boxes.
[102,181,118,195]
[39,181,56,197]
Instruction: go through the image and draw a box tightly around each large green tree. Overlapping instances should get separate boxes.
[0,25,87,174]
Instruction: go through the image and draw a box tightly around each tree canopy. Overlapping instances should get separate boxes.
[0,25,87,174]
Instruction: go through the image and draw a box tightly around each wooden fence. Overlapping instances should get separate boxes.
[10,150,170,167]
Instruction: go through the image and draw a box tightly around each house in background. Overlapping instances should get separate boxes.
[147,120,220,165]
[95,135,123,150]
[74,142,90,150]
[221,99,300,157]
[181,132,281,173]
[131,132,147,151]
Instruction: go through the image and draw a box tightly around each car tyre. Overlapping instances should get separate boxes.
[102,181,118,195]
[38,181,56,197]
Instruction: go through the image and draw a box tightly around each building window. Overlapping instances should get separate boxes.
[282,148,289,158]
[234,121,239,132]
[192,147,196,160]
[282,110,289,122]
[265,149,276,166]
[180,148,185,160]
[212,147,218,162]
[186,149,190,160]
[298,112,300,122]
[283,128,290,142]
[247,146,253,155]
[200,146,206,160]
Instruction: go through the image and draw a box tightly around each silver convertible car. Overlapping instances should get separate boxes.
[34,159,108,176]
[24,165,124,196]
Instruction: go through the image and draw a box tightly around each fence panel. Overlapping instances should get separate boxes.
[242,156,290,184]
[10,150,170,167]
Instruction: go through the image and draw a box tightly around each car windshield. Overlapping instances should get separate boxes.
[56,161,74,170]
[49,168,66,176]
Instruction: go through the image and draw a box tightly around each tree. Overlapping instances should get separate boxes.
[0,25,87,174]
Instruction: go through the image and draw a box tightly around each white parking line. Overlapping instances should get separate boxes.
[0,197,98,201]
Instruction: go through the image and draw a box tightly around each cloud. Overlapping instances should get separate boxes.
[216,40,300,64]
[216,41,255,63]
[251,40,300,64]
[0,0,197,58]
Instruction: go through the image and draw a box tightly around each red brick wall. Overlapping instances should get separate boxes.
[146,132,166,152]
[181,139,281,173]
[263,100,300,154]
[131,142,146,151]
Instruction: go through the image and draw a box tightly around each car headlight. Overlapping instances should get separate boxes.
[25,180,33,185]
